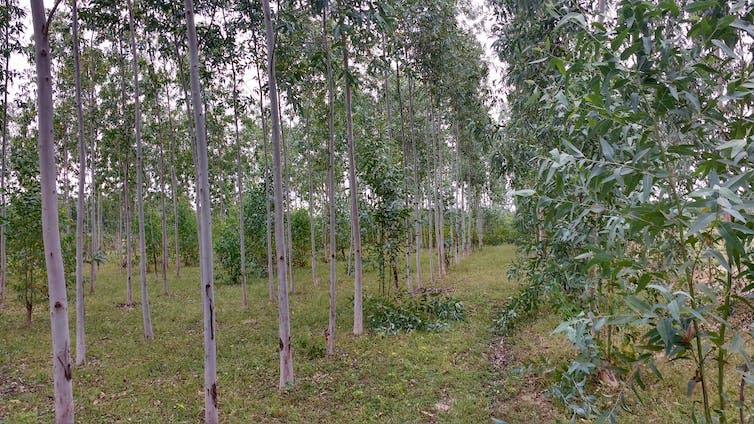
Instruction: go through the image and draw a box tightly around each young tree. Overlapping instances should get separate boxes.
[341,30,364,336]
[126,0,154,340]
[184,0,219,419]
[262,0,294,388]
[30,0,74,419]
[72,0,87,365]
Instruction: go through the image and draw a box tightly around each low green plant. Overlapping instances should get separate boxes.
[365,292,466,335]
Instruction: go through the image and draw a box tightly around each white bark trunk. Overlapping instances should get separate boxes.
[31,0,75,419]
[126,0,154,340]
[342,33,363,335]
[72,0,87,366]
[184,0,220,420]
[263,0,294,388]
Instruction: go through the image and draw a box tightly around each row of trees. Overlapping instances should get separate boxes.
[495,0,754,421]
[1,0,501,421]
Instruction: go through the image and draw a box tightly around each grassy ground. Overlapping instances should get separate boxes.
[1,245,521,423]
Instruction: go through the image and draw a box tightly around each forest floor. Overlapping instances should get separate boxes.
[0,244,706,423]
[0,245,517,423]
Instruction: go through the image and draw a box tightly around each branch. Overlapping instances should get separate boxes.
[44,0,65,37]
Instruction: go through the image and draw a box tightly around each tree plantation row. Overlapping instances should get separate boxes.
[495,0,754,422]
[0,0,504,422]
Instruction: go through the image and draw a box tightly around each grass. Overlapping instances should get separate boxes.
[0,245,518,423]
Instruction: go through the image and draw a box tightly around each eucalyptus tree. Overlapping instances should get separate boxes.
[262,0,294,388]
[126,0,154,340]
[184,0,219,419]
[72,0,87,365]
[30,0,74,419]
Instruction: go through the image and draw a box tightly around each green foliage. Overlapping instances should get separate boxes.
[365,292,465,334]
[496,0,754,421]
[483,209,518,245]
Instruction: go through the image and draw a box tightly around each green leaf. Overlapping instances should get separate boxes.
[550,58,567,77]
[555,12,586,31]
[511,189,535,197]
[686,212,716,236]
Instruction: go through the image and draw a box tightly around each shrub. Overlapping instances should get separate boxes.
[365,292,465,335]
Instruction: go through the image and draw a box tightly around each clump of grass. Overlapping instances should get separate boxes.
[365,291,466,335]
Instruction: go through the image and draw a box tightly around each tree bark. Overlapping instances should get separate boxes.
[305,115,318,287]
[323,3,337,355]
[87,38,98,294]
[164,76,181,278]
[184,0,219,420]
[342,32,363,335]
[406,64,422,291]
[72,0,87,366]
[226,18,248,308]
[30,0,75,419]
[117,35,134,305]
[394,62,412,292]
[253,41,275,302]
[126,0,154,340]
[263,0,294,388]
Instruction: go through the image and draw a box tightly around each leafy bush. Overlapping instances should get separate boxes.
[365,292,465,335]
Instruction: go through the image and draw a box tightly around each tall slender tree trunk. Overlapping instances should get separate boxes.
[227,25,248,308]
[263,0,294,387]
[72,0,87,366]
[323,4,337,355]
[280,114,295,293]
[406,65,422,291]
[117,35,134,304]
[147,51,170,295]
[184,1,219,420]
[341,33,363,335]
[306,116,318,287]
[30,0,75,419]
[165,83,181,278]
[253,47,275,302]
[127,0,154,340]
[476,189,484,248]
[394,62,412,292]
[0,0,9,306]
[87,40,98,294]
[426,153,435,285]
[431,106,446,278]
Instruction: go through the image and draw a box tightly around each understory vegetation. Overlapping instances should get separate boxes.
[493,0,754,422]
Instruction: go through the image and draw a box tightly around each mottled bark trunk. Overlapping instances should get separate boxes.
[165,84,180,278]
[0,0,9,306]
[394,62,412,293]
[263,0,294,387]
[184,1,219,420]
[127,0,154,340]
[72,0,87,366]
[306,121,318,287]
[31,0,75,419]
[88,39,97,294]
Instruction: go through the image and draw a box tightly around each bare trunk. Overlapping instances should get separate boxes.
[184,1,219,420]
[165,84,180,278]
[158,125,169,294]
[263,0,294,388]
[394,62,412,293]
[306,118,318,287]
[342,33,363,335]
[431,106,446,278]
[280,114,295,293]
[72,0,87,366]
[117,35,134,305]
[476,189,484,248]
[323,5,337,355]
[31,1,75,419]
[407,65,422,291]
[127,0,154,340]
[227,20,247,308]
[426,156,435,285]
[252,41,275,302]
[88,40,97,294]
